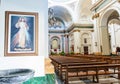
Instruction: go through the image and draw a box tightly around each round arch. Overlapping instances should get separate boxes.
[50,36,60,45]
[99,6,120,55]
[108,19,120,54]
[50,36,61,54]
[100,6,120,27]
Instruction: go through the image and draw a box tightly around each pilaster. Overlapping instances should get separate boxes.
[73,29,80,54]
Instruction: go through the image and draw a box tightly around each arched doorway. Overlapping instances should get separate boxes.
[100,9,120,55]
[108,19,120,55]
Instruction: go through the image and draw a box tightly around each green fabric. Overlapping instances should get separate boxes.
[23,74,55,84]
[45,74,55,84]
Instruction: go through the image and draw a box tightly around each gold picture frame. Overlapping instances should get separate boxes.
[4,11,38,56]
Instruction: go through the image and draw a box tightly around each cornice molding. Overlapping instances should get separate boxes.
[49,23,93,33]
[67,23,93,32]
[70,23,93,28]
[90,0,105,11]
[49,30,67,33]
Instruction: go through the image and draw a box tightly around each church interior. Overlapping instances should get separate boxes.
[0,0,120,84]
[49,0,120,56]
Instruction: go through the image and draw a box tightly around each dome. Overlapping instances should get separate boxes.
[48,6,73,30]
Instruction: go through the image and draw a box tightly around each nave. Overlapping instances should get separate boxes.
[48,55,120,84]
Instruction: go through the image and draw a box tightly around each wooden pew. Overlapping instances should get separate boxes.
[68,55,117,64]
[110,57,120,64]
[59,61,108,80]
[50,56,108,81]
[50,55,120,84]
[64,64,120,84]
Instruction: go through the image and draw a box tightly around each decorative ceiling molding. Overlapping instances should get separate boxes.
[49,23,93,33]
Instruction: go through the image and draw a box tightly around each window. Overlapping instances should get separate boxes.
[84,38,87,43]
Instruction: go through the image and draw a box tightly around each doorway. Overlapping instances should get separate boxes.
[84,46,88,55]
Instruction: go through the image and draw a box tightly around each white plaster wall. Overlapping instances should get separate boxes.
[0,56,44,77]
[69,34,74,52]
[80,30,93,54]
[0,0,48,77]
[73,31,80,53]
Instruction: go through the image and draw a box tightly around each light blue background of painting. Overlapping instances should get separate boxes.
[10,16,34,51]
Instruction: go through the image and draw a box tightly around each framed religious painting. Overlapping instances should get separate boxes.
[4,11,38,56]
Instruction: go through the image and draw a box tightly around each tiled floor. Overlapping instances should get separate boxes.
[55,75,120,84]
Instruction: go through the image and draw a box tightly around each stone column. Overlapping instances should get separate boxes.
[61,35,64,52]
[73,30,80,54]
[64,34,69,54]
[93,17,101,55]
[100,26,111,55]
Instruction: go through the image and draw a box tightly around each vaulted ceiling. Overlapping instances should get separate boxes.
[48,0,93,29]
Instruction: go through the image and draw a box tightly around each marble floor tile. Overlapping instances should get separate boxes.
[55,75,120,84]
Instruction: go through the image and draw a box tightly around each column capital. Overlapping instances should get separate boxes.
[73,30,80,32]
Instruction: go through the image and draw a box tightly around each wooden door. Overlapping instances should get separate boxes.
[84,46,88,55]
